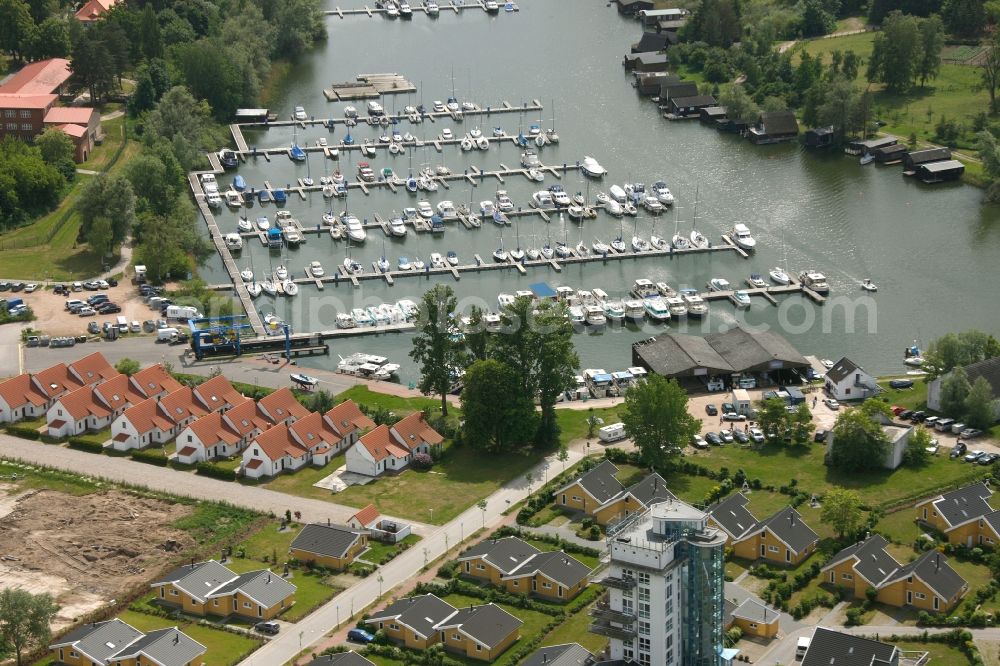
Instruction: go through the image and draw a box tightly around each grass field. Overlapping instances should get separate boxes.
[115,610,261,666]
[537,602,609,654]
[794,32,990,153]
[892,641,973,666]
[363,534,422,565]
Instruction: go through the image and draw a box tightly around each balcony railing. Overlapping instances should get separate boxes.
[589,620,636,640]
[589,604,636,624]
[595,575,637,590]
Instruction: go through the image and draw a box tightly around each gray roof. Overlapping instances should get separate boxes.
[632,32,669,53]
[958,356,1000,398]
[522,643,594,666]
[984,511,1000,539]
[438,603,523,648]
[633,333,731,377]
[824,534,899,587]
[731,598,779,624]
[633,327,809,378]
[802,627,898,666]
[508,551,591,588]
[905,147,951,165]
[291,523,366,559]
[153,560,239,602]
[458,536,541,575]
[709,492,759,540]
[826,356,863,384]
[211,569,296,608]
[920,159,964,173]
[635,52,668,65]
[559,459,624,505]
[704,327,809,373]
[50,620,144,663]
[671,94,716,108]
[931,482,993,528]
[886,550,967,601]
[111,627,206,666]
[761,507,819,554]
[724,599,737,627]
[308,652,377,666]
[370,594,457,638]
[626,473,676,508]
[758,110,799,136]
[660,81,698,100]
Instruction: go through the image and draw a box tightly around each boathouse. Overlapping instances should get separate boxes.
[616,0,655,16]
[638,7,687,27]
[873,143,907,164]
[916,159,964,183]
[747,111,799,145]
[699,106,728,125]
[846,136,896,156]
[658,80,698,106]
[803,126,835,148]
[903,147,951,173]
[631,32,670,54]
[635,72,672,96]
[624,52,669,72]
[669,94,716,118]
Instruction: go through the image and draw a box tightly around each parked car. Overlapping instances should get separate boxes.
[824,398,840,410]
[9,282,23,292]
[71,282,83,291]
[926,439,940,455]
[977,453,999,466]
[0,282,8,291]
[733,429,749,444]
[254,621,280,636]
[129,320,141,333]
[814,429,828,443]
[52,284,67,295]
[87,322,100,334]
[950,422,966,435]
[97,303,121,314]
[107,278,118,287]
[950,441,967,459]
[705,404,718,416]
[719,430,734,443]
[142,320,156,332]
[50,336,75,348]
[25,336,39,348]
[77,306,96,317]
[722,402,736,414]
[749,428,765,444]
[705,432,722,446]
[347,629,374,644]
[23,283,38,293]
[960,428,982,439]
[888,379,914,389]
[909,411,926,422]
[722,412,746,422]
[898,409,913,420]
[964,450,986,463]
[692,434,708,449]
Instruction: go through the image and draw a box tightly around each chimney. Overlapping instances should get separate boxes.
[328,518,331,526]
[267,573,272,583]
[173,634,179,645]
[543,654,548,663]
[936,553,940,571]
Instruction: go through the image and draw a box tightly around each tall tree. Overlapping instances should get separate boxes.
[939,366,972,417]
[138,4,162,59]
[34,126,75,180]
[173,38,245,119]
[829,407,890,472]
[0,588,58,666]
[904,426,932,466]
[87,215,113,261]
[71,29,115,103]
[718,84,761,124]
[789,402,816,446]
[756,397,789,444]
[464,306,489,364]
[964,376,998,429]
[620,375,700,470]
[941,0,985,36]
[980,34,1000,114]
[141,85,215,171]
[923,330,1000,379]
[684,0,741,47]
[820,488,866,540]
[78,173,136,245]
[917,15,944,86]
[30,16,70,59]
[0,0,35,61]
[867,11,921,92]
[461,359,535,453]
[409,284,463,416]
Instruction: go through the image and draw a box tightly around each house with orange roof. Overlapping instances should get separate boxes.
[109,396,178,450]
[193,375,246,413]
[221,398,271,448]
[174,412,243,465]
[0,373,49,423]
[241,423,311,479]
[29,363,82,406]
[345,413,444,477]
[46,384,114,438]
[348,504,381,530]
[257,387,310,425]
[288,412,339,467]
[324,399,375,440]
[42,106,101,161]
[157,386,207,432]
[129,364,183,401]
[75,0,119,22]
[67,352,117,386]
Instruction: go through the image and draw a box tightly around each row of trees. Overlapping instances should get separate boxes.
[409,286,578,451]
[936,366,998,429]
[867,10,945,93]
[0,130,75,230]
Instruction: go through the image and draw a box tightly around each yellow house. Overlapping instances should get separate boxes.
[50,620,205,666]
[729,599,780,639]
[555,460,675,526]
[457,536,541,585]
[151,560,296,621]
[435,603,523,661]
[368,594,458,651]
[708,493,819,566]
[822,535,968,612]
[290,522,369,570]
[500,551,591,602]
[915,482,1000,548]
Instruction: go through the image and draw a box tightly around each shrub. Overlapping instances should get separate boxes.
[196,462,237,481]
[412,452,433,470]
[588,525,601,540]
[6,425,40,440]
[130,449,169,467]
[68,438,105,454]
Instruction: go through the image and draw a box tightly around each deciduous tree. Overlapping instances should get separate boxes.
[621,375,700,471]
[409,284,463,417]
[0,0,35,61]
[0,588,58,666]
[78,173,136,245]
[829,407,890,472]
[114,358,141,376]
[964,376,998,430]
[820,488,866,540]
[923,330,1000,379]
[30,16,70,59]
[757,397,789,444]
[867,11,920,93]
[789,402,816,446]
[939,365,971,417]
[942,0,985,36]
[461,359,535,453]
[980,34,1000,114]
[917,15,944,86]
[905,426,933,466]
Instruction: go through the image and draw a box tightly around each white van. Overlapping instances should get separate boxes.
[157,327,179,342]
[116,315,128,333]
[738,376,757,389]
[796,636,811,660]
[706,376,725,392]
[598,423,627,443]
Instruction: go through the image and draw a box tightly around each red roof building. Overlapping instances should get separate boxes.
[75,0,120,23]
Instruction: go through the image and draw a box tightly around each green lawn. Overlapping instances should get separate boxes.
[440,593,555,662]
[877,378,930,412]
[116,610,261,666]
[521,537,600,569]
[555,405,625,444]
[0,459,100,496]
[336,385,442,415]
[332,444,547,524]
[875,508,922,544]
[893,641,975,666]
[363,534,422,565]
[251,453,346,500]
[537,601,609,654]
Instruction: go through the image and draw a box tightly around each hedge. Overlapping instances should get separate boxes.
[491,525,601,559]
[6,425,40,440]
[68,438,105,454]
[413,579,565,616]
[196,462,237,481]
[131,449,169,466]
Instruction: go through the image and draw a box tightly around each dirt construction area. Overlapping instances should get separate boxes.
[0,486,195,629]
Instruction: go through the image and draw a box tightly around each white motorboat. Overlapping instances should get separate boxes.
[484,313,501,332]
[567,305,586,328]
[329,224,343,240]
[861,278,878,292]
[206,192,223,208]
[469,127,482,139]
[630,278,659,298]
[302,176,314,187]
[521,150,540,168]
[437,200,456,217]
[447,251,459,265]
[527,168,545,182]
[681,290,708,318]
[799,270,830,293]
[904,355,925,367]
[609,184,627,203]
[730,290,751,309]
[531,191,553,208]
[388,142,403,155]
[399,1,412,16]
[495,191,514,212]
[860,153,875,165]
[656,282,676,298]
[283,280,299,296]
[690,228,709,248]
[344,215,366,243]
[224,233,243,250]
[260,280,277,296]
[584,305,607,327]
[651,181,675,205]
[623,202,638,216]
[246,282,261,298]
[624,299,645,322]
[275,265,289,280]
[336,313,356,329]
[485,0,499,11]
[441,128,454,141]
[240,268,253,282]
[480,201,496,218]
[600,299,625,323]
[476,136,489,150]
[581,156,606,178]
[643,297,671,322]
[237,217,253,233]
[309,261,324,278]
[769,267,791,284]
[666,296,688,319]
[605,199,623,217]
[567,205,585,221]
[377,256,390,273]
[389,216,407,237]
[350,308,373,327]
[417,200,434,218]
[343,106,358,118]
[282,227,302,245]
[730,223,756,250]
[642,196,664,214]
[225,190,242,208]
[748,273,768,288]
[398,256,412,271]
[385,0,399,16]
[549,186,571,206]
[624,183,645,201]
[368,100,384,116]
[430,252,446,268]
[294,105,307,121]
[708,278,731,291]
[631,235,650,252]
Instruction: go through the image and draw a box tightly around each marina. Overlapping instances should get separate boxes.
[324,0,519,19]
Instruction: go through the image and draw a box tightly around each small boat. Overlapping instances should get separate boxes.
[669,233,688,250]
[357,162,376,182]
[493,245,509,262]
[545,128,559,144]
[412,256,425,270]
[470,127,482,139]
[218,149,239,169]
[240,268,253,282]
[708,278,731,292]
[273,189,286,204]
[611,236,626,253]
[322,184,335,198]
[336,313,356,329]
[666,296,688,319]
[289,143,306,161]
[462,102,476,112]
[430,252,446,268]
[680,289,708,318]
[233,175,246,191]
[690,228,708,248]
[527,168,544,182]
[580,156,606,178]
[572,192,585,206]
[385,1,399,17]
[435,165,450,176]
[406,177,419,193]
[609,185,627,203]
[447,250,458,265]
[344,257,363,274]
[360,140,376,158]
[860,153,875,165]
[282,227,302,246]
[493,126,504,137]
[555,241,571,258]
[521,150,540,168]
[389,142,403,154]
[624,299,645,322]
[283,280,299,296]
[584,305,607,327]
[275,265,289,280]
[748,273,768,289]
[567,205,585,221]
[398,256,412,271]
[460,136,473,151]
[344,215,366,243]
[480,200,496,217]
[592,238,610,255]
[437,200,456,217]
[526,245,540,261]
[224,233,243,250]
[605,199,623,217]
[425,0,439,14]
[820,358,835,369]
[342,133,354,145]
[651,181,675,205]
[237,217,253,233]
[495,191,514,212]
[904,355,925,367]
[399,1,412,17]
[730,290,751,309]
[377,256,390,273]
[309,261,325,278]
[535,133,546,148]
[549,185,571,206]
[389,216,407,237]
[567,305,586,328]
[769,267,791,285]
[631,235,650,252]
[302,176,314,187]
[642,196,664,214]
[485,0,499,12]
[206,191,223,209]
[861,278,878,292]
[630,278,659,299]
[643,297,671,322]
[328,224,343,240]
[241,191,255,205]
[531,191,553,208]
[441,128,454,141]
[730,223,756,250]
[511,246,526,262]
[260,280,277,296]
[798,270,830,294]
[368,100,384,116]
[541,243,554,259]
[476,136,489,150]
[417,200,434,218]
[246,282,261,298]
[528,123,541,137]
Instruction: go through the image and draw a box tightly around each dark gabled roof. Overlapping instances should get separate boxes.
[724,599,738,627]
[458,536,541,575]
[671,94,716,107]
[110,627,206,666]
[659,81,698,100]
[291,523,367,559]
[635,52,668,66]
[626,473,676,508]
[983,511,1000,539]
[759,110,799,136]
[507,551,591,589]
[633,32,669,53]
[760,507,819,554]
[369,594,457,638]
[905,147,951,165]
[704,327,809,372]
[633,333,732,377]
[211,569,296,608]
[825,356,864,384]
[824,534,899,587]
[731,599,780,624]
[874,143,907,155]
[885,550,967,601]
[700,106,728,118]
[437,603,523,648]
[709,492,759,540]
[558,459,624,505]
[50,620,143,663]
[151,560,236,602]
[308,652,377,666]
[930,482,994,528]
[801,627,898,666]
[522,643,594,666]
[957,356,1000,399]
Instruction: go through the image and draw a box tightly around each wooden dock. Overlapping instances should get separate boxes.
[323,73,418,101]
[324,1,518,18]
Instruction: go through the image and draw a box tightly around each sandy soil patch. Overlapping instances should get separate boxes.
[0,488,195,630]
[21,283,160,337]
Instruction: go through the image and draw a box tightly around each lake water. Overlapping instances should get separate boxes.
[196,0,1000,383]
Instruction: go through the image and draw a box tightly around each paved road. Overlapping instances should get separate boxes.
[0,434,426,532]
[237,446,584,666]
